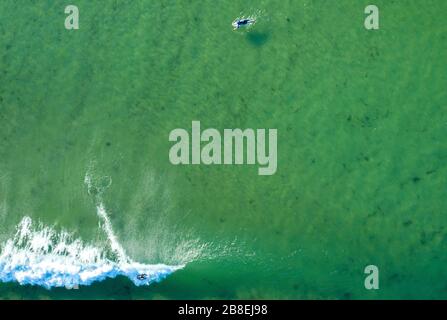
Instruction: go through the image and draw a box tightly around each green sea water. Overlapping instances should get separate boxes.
[0,0,446,299]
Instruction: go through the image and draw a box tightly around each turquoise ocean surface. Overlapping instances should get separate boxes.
[0,0,446,299]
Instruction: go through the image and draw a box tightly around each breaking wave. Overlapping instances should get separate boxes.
[0,172,184,289]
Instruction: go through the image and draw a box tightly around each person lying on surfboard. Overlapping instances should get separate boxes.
[232,16,256,30]
[137,273,147,280]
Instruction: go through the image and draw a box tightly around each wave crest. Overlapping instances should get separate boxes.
[0,205,183,289]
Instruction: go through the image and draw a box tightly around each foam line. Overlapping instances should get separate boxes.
[0,205,183,289]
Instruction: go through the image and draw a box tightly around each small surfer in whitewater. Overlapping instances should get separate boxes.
[232,16,256,30]
[137,273,147,280]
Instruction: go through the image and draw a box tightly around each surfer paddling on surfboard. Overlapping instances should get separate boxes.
[232,16,256,30]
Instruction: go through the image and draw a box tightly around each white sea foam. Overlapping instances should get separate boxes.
[0,208,182,289]
[0,171,184,289]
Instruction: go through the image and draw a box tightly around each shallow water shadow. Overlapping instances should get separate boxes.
[246,32,270,47]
